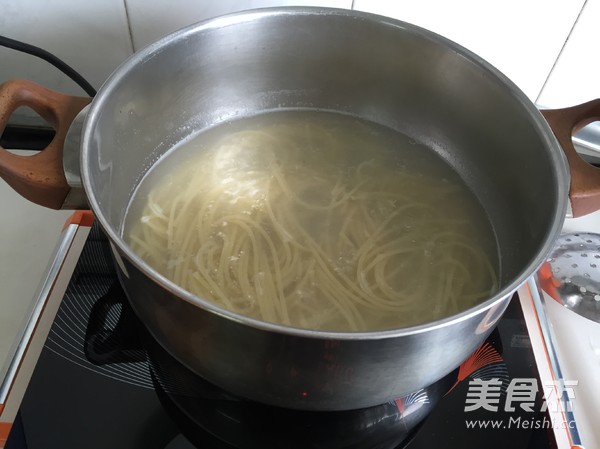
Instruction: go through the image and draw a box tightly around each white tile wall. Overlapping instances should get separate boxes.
[0,0,133,125]
[537,0,600,107]
[0,0,589,112]
[124,0,352,51]
[0,0,133,94]
[352,0,586,101]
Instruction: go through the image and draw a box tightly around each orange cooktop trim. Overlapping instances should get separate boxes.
[0,421,11,446]
[62,210,95,230]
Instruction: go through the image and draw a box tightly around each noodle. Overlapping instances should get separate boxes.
[125,111,499,332]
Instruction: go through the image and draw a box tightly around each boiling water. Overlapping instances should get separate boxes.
[124,110,499,331]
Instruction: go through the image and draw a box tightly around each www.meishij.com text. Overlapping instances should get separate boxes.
[465,415,576,430]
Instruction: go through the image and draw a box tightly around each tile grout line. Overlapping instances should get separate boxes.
[123,0,136,53]
[535,0,589,106]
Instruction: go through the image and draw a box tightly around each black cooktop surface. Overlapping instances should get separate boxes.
[7,225,557,449]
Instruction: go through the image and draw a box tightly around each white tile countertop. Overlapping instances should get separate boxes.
[533,210,600,449]
[0,152,70,381]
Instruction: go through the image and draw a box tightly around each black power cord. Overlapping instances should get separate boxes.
[0,34,97,97]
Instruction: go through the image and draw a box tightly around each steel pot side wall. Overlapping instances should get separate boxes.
[117,253,511,411]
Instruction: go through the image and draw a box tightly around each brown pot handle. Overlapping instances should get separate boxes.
[542,100,600,218]
[0,80,91,209]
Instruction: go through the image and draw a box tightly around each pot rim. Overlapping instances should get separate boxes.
[80,6,570,340]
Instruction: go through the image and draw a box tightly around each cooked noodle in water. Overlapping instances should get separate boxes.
[125,111,498,332]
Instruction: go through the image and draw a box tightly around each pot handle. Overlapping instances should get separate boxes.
[541,100,600,218]
[0,80,91,209]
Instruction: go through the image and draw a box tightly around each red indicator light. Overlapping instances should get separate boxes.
[302,391,308,397]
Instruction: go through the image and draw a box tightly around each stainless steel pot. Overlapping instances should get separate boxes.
[1,7,600,411]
